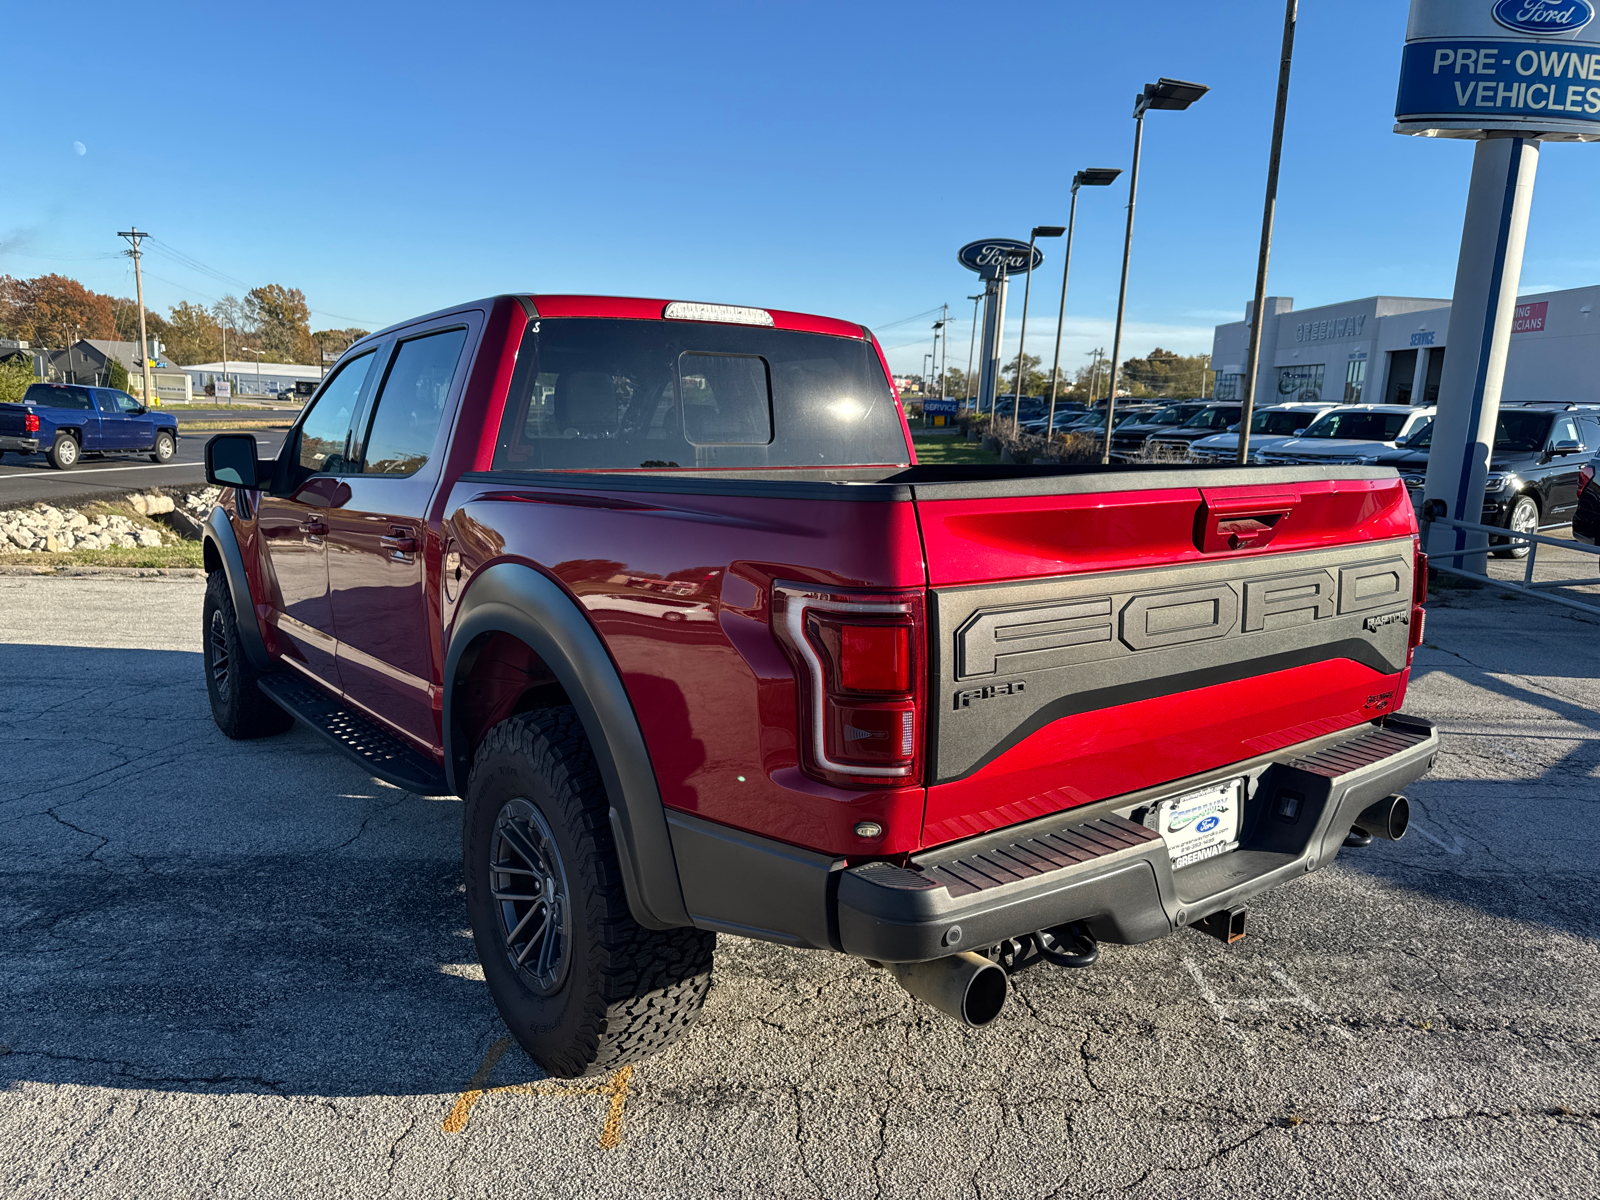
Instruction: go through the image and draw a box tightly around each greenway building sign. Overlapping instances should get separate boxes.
[1397,0,1600,138]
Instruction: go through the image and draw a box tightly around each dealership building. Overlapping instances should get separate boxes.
[1210,283,1599,408]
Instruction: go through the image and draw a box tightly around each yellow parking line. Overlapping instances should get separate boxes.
[442,1037,635,1148]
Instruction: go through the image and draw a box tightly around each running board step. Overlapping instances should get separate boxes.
[257,674,451,796]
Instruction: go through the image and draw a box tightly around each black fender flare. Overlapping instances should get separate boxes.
[443,561,691,930]
[203,506,273,673]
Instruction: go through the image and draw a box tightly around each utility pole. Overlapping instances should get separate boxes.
[1238,0,1298,465]
[965,294,982,408]
[938,303,949,402]
[117,227,155,407]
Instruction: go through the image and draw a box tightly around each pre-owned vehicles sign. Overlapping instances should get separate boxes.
[1397,0,1600,139]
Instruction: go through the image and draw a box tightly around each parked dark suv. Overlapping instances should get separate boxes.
[1574,449,1599,545]
[1379,403,1600,557]
[1106,401,1213,461]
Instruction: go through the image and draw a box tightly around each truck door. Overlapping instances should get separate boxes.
[323,323,471,748]
[93,390,134,449]
[257,350,377,688]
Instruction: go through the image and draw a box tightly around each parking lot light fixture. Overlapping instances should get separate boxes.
[1101,78,1209,465]
[1047,169,1122,439]
[1010,226,1066,436]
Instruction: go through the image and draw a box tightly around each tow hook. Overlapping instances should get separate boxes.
[984,922,1100,975]
[1197,906,1248,945]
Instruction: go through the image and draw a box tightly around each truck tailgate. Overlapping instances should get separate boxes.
[0,404,32,436]
[911,468,1419,847]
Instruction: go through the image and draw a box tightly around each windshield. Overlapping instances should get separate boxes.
[1182,406,1241,430]
[491,318,908,471]
[1493,411,1554,452]
[1301,410,1410,441]
[1255,409,1313,435]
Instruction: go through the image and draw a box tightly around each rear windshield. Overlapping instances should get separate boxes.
[22,384,93,411]
[1301,410,1410,441]
[491,318,908,471]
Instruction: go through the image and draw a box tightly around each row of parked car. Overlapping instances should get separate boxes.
[988,395,1600,558]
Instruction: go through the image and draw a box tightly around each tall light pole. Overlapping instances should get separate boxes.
[1046,168,1121,440]
[964,293,982,409]
[1009,225,1065,434]
[242,347,264,396]
[117,227,155,408]
[1237,1,1297,465]
[1100,78,1209,464]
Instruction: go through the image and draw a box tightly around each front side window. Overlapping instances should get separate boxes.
[491,318,906,471]
[114,391,143,413]
[360,328,467,475]
[1183,406,1240,430]
[298,351,374,473]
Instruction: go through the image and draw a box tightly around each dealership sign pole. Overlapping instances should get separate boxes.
[1398,0,1600,573]
[958,239,1043,419]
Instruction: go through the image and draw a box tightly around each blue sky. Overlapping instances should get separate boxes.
[8,1,1600,376]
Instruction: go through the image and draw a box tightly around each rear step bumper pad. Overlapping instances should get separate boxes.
[258,673,452,797]
[837,714,1439,961]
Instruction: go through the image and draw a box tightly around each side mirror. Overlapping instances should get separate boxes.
[1226,423,1239,432]
[1551,439,1581,456]
[1294,428,1307,436]
[206,433,263,489]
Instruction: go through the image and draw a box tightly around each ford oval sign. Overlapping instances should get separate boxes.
[957,239,1044,279]
[1492,0,1595,34]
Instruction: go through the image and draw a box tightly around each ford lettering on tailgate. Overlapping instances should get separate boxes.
[927,540,1415,782]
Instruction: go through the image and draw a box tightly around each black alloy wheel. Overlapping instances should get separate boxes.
[208,607,233,706]
[490,798,572,996]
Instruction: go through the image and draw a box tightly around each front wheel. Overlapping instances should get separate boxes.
[202,569,293,739]
[150,430,176,463]
[47,434,79,470]
[465,708,715,1078]
[1493,494,1539,559]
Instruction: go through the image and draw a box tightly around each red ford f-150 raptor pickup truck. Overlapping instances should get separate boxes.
[200,294,1436,1077]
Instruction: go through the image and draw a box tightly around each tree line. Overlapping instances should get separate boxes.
[934,346,1211,403]
[0,273,367,367]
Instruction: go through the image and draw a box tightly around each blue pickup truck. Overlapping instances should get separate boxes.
[0,383,180,469]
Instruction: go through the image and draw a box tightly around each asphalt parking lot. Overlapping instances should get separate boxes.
[2,570,1597,1199]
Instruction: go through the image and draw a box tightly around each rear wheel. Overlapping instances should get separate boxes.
[465,708,715,1078]
[150,430,176,463]
[47,434,79,470]
[1493,494,1539,559]
[203,569,293,739]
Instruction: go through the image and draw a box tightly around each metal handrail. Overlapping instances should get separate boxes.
[1422,515,1600,617]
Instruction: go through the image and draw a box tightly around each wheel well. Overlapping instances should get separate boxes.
[203,538,223,573]
[450,630,571,783]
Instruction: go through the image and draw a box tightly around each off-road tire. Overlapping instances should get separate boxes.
[151,430,176,463]
[47,434,79,470]
[465,708,715,1078]
[202,569,293,739]
[1493,494,1539,559]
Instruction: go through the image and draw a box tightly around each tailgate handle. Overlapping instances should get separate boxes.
[1195,493,1298,553]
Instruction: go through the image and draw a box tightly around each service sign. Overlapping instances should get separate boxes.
[1397,0,1600,139]
[957,239,1044,279]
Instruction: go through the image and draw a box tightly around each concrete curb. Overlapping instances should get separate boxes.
[0,565,205,579]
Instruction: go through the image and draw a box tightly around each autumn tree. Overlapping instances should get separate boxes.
[244,284,314,364]
[312,327,369,364]
[164,301,225,365]
[0,274,117,346]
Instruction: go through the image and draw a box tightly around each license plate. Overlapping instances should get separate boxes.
[1147,778,1242,869]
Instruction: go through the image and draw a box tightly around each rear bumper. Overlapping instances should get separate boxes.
[0,435,39,453]
[666,714,1439,961]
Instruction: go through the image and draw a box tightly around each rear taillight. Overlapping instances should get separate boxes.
[1410,546,1427,652]
[23,411,39,433]
[772,583,925,787]
[1581,463,1596,493]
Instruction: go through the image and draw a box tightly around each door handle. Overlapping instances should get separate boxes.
[299,519,328,536]
[381,530,417,558]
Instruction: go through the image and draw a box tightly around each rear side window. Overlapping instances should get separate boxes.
[359,328,467,475]
[23,385,93,410]
[298,351,374,473]
[491,318,906,471]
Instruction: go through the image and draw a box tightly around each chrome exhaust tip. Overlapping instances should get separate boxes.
[1354,794,1410,841]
